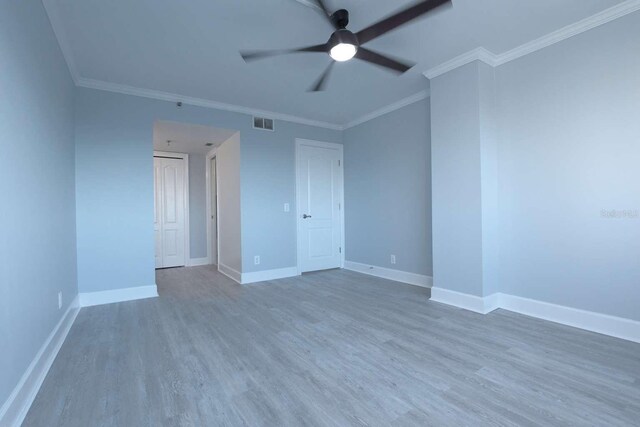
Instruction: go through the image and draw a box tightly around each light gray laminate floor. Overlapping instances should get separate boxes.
[23,267,640,426]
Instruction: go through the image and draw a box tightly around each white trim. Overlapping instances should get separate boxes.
[218,263,242,284]
[424,48,498,79]
[206,146,222,267]
[42,0,80,83]
[495,0,640,66]
[76,78,343,131]
[75,75,431,132]
[0,295,80,427]
[429,289,640,343]
[44,0,640,131]
[343,91,430,129]
[154,151,190,267]
[295,139,345,275]
[79,285,159,308]
[499,294,640,344]
[344,261,432,289]
[188,257,210,267]
[242,267,299,284]
[424,0,640,79]
[430,288,498,314]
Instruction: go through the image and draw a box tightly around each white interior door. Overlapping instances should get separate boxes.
[210,157,218,265]
[297,140,343,273]
[154,159,163,268]
[154,156,186,268]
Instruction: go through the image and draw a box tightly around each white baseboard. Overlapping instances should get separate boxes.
[430,287,497,314]
[499,294,640,344]
[0,295,80,427]
[242,267,299,284]
[187,257,210,267]
[344,261,433,288]
[430,288,640,343]
[79,285,158,308]
[218,263,242,284]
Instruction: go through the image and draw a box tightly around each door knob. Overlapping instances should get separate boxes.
[303,214,312,219]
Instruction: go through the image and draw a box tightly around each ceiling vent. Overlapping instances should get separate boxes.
[253,116,275,131]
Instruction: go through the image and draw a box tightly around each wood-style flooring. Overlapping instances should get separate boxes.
[23,266,640,426]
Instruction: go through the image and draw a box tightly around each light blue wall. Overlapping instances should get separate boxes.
[430,11,640,320]
[343,99,432,276]
[240,122,342,273]
[495,11,640,320]
[430,62,485,296]
[0,0,77,408]
[76,91,156,293]
[218,135,243,272]
[188,154,207,259]
[75,88,341,292]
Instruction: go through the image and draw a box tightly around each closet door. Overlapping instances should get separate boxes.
[154,156,186,268]
[154,158,163,268]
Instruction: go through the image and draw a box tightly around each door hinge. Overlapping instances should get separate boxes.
[339,247,342,254]
[338,160,341,167]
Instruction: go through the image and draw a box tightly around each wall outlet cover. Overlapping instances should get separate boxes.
[254,256,261,265]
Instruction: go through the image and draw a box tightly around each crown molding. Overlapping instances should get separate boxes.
[495,0,640,66]
[42,0,80,83]
[343,90,430,129]
[76,78,344,130]
[424,0,640,79]
[76,77,432,132]
[44,0,640,130]
[423,48,497,79]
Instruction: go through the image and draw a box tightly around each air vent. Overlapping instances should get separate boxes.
[253,116,275,131]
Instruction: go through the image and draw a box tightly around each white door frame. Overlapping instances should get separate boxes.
[206,148,219,266]
[154,151,190,266]
[295,138,345,274]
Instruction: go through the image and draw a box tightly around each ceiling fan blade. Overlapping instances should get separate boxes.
[356,0,451,45]
[312,0,339,29]
[241,44,328,62]
[355,48,414,73]
[309,61,336,92]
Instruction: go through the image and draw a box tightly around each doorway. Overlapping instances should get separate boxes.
[296,139,345,273]
[154,151,190,268]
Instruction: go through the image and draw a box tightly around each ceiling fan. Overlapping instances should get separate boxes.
[240,0,451,92]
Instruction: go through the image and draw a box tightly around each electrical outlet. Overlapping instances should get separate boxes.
[254,256,261,265]
[284,203,290,212]
[58,292,63,309]
[390,255,396,265]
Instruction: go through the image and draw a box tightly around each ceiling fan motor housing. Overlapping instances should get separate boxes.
[331,9,350,28]
[328,28,359,49]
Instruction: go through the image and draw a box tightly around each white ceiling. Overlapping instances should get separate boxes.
[154,120,237,155]
[46,0,626,126]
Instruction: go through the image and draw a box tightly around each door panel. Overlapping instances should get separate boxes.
[154,159,162,268]
[154,156,186,268]
[297,142,343,273]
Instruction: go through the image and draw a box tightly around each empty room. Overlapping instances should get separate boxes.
[2,0,639,426]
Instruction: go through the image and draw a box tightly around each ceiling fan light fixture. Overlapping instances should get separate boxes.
[330,43,357,62]
[240,0,451,90]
